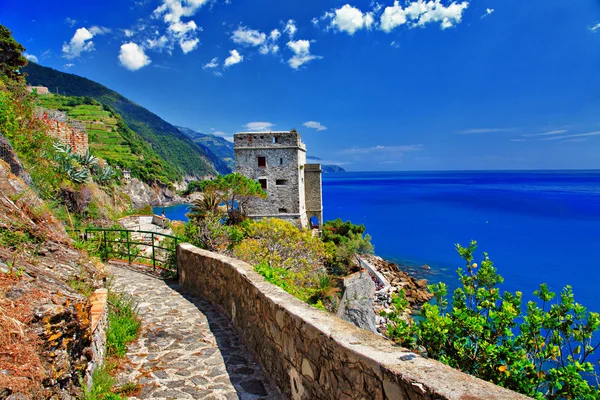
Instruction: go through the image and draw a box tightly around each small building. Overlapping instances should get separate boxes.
[122,169,131,181]
[26,85,49,95]
[234,130,323,229]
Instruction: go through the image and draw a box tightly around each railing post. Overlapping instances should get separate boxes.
[127,230,132,266]
[103,230,108,261]
[151,232,156,271]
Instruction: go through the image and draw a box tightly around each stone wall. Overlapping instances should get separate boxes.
[35,108,89,155]
[178,244,530,400]
[85,289,108,386]
[303,163,322,228]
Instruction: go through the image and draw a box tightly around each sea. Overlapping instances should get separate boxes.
[155,170,600,312]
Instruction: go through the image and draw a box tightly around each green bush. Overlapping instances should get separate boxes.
[383,240,600,399]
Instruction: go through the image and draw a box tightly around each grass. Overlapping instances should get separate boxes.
[82,288,141,399]
[106,290,141,358]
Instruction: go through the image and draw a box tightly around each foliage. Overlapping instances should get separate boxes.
[200,173,267,222]
[106,290,140,358]
[136,204,154,216]
[254,260,318,303]
[187,191,224,221]
[0,25,27,83]
[184,211,234,252]
[52,143,118,186]
[234,218,327,275]
[383,240,600,399]
[322,219,374,275]
[23,62,220,179]
[182,179,212,196]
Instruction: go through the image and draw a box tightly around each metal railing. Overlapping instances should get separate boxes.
[73,227,181,277]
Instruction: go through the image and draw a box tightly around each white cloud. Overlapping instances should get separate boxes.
[244,122,275,131]
[303,121,327,131]
[65,17,77,27]
[482,8,494,18]
[460,128,518,134]
[522,129,568,137]
[287,40,322,69]
[62,28,96,59]
[329,4,375,35]
[152,0,208,54]
[543,131,600,141]
[380,1,407,32]
[64,63,75,68]
[180,38,199,53]
[269,29,281,41]
[284,20,297,38]
[224,49,243,67]
[232,26,266,47]
[212,131,234,142]
[88,26,112,35]
[339,144,423,155]
[590,23,600,32]
[124,29,134,37]
[381,0,469,32]
[119,42,151,71]
[203,57,219,69]
[23,53,38,63]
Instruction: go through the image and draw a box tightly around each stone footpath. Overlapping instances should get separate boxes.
[110,266,281,400]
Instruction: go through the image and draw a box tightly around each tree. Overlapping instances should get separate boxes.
[322,219,374,275]
[0,25,28,83]
[202,173,267,223]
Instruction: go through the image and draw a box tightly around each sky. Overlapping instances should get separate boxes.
[2,0,600,171]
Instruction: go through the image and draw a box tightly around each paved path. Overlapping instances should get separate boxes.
[111,266,281,400]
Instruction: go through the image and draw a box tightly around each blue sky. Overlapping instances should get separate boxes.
[3,0,600,171]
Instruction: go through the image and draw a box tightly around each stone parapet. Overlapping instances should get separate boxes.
[178,244,531,400]
[86,288,108,387]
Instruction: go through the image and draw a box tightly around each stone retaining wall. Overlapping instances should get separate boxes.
[86,288,108,386]
[178,244,530,400]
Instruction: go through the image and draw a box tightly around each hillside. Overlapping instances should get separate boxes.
[36,94,178,184]
[23,62,222,179]
[178,126,235,171]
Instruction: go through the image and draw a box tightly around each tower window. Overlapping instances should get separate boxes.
[279,208,288,213]
[280,158,283,165]
[273,137,279,144]
[259,178,267,189]
[276,179,288,186]
[258,156,266,167]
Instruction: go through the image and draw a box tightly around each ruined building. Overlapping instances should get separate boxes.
[35,108,89,155]
[234,130,323,229]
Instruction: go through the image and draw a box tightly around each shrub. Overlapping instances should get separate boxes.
[106,291,140,358]
[383,240,600,399]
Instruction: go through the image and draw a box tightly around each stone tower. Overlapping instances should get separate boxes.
[234,130,323,229]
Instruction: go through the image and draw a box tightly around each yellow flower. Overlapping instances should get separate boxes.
[472,263,478,268]
[498,365,507,372]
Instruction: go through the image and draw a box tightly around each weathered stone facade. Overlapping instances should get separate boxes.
[35,108,89,155]
[26,85,50,95]
[234,131,322,229]
[178,244,531,400]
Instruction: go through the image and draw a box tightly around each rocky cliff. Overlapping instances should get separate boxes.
[0,145,104,398]
[120,178,184,208]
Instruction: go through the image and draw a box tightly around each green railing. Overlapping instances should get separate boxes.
[74,228,181,277]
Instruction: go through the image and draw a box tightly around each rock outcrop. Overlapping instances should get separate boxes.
[336,271,379,334]
[120,178,184,208]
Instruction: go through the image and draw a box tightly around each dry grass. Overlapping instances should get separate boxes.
[0,273,46,397]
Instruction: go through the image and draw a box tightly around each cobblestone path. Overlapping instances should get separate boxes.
[111,266,281,400]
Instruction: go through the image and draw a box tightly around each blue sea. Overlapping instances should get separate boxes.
[155,170,600,311]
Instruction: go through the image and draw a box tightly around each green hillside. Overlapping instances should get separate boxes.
[178,126,235,171]
[36,94,178,184]
[23,62,220,179]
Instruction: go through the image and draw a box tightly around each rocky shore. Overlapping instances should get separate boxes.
[361,254,434,333]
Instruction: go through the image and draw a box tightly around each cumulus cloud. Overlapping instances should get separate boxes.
[88,26,112,35]
[23,53,38,63]
[328,4,375,35]
[62,27,106,59]
[287,40,322,69]
[381,0,469,32]
[244,122,275,131]
[339,144,423,155]
[284,20,297,38]
[232,26,266,47]
[224,49,243,67]
[152,0,208,54]
[270,29,281,41]
[303,121,328,131]
[119,42,151,71]
[590,23,600,32]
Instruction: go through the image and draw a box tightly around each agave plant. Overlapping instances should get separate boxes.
[65,164,91,183]
[75,150,98,169]
[94,165,117,185]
